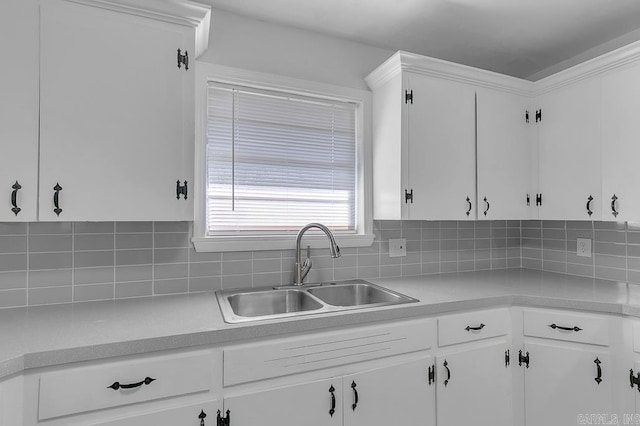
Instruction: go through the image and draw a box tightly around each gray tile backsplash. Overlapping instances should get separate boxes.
[0,219,634,309]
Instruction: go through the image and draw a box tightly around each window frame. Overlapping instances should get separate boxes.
[193,63,373,252]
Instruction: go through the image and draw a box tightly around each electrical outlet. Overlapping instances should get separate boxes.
[577,238,592,258]
[389,238,407,257]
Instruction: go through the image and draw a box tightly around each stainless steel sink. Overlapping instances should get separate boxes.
[307,282,415,307]
[217,280,418,323]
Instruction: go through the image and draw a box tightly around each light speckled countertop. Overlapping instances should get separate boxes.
[1,268,639,380]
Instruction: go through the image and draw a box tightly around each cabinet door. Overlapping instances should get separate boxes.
[405,73,476,220]
[477,89,533,220]
[436,342,512,426]
[536,78,602,220]
[93,400,219,426]
[602,62,640,222]
[343,357,435,426]
[524,343,612,426]
[223,378,341,426]
[39,0,194,221]
[0,0,39,221]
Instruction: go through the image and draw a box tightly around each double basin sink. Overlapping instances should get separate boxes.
[216,280,419,323]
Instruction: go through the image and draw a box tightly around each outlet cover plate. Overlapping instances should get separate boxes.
[577,238,592,258]
[389,238,407,257]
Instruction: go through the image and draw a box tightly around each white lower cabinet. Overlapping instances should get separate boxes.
[222,357,435,426]
[435,341,512,426]
[522,343,612,426]
[0,375,24,426]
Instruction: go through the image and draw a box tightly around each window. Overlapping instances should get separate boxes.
[193,67,373,252]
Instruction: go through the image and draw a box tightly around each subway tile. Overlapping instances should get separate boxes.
[401,252,421,265]
[522,220,542,228]
[421,221,439,230]
[629,271,640,285]
[507,220,520,228]
[628,257,640,271]
[475,239,491,249]
[628,245,640,258]
[306,268,333,283]
[595,266,626,282]
[475,221,491,229]
[440,229,457,239]
[0,223,27,235]
[542,221,566,229]
[542,229,565,240]
[189,262,221,277]
[401,263,422,276]
[475,229,491,238]
[154,248,188,264]
[458,250,474,261]
[628,232,640,245]
[335,254,357,268]
[440,221,457,229]
[595,254,627,269]
[475,249,491,260]
[334,267,358,281]
[116,234,153,250]
[29,222,72,235]
[440,240,457,251]
[154,278,188,295]
[115,281,153,298]
[154,233,189,248]
[0,288,27,307]
[29,269,72,288]
[116,222,153,233]
[74,234,114,251]
[252,272,282,287]
[567,229,593,240]
[221,251,253,261]
[75,267,115,285]
[222,260,252,276]
[380,264,402,278]
[29,252,71,270]
[543,260,566,274]
[29,235,72,252]
[507,238,520,248]
[253,258,281,274]
[421,262,440,274]
[507,228,521,239]
[357,253,378,268]
[542,239,566,251]
[567,221,593,230]
[567,253,593,266]
[491,248,507,259]
[222,274,253,290]
[116,249,152,266]
[441,250,457,261]
[0,271,26,290]
[543,249,566,262]
[440,261,457,273]
[492,238,507,249]
[594,242,626,257]
[189,276,222,292]
[491,228,507,238]
[522,258,542,270]
[595,230,626,243]
[115,265,152,282]
[458,239,474,250]
[75,251,115,268]
[475,259,491,270]
[421,251,440,263]
[0,253,27,272]
[0,236,27,253]
[154,222,189,232]
[74,222,114,234]
[490,220,507,228]
[522,248,542,259]
[357,266,380,279]
[567,263,594,278]
[358,242,380,255]
[507,257,521,268]
[594,222,625,230]
[377,220,402,230]
[379,230,401,241]
[74,283,113,302]
[422,240,439,251]
[422,229,440,240]
[154,263,188,280]
[189,248,222,262]
[492,258,508,269]
[457,228,475,239]
[379,254,402,265]
[458,261,475,272]
[406,240,421,252]
[28,286,72,305]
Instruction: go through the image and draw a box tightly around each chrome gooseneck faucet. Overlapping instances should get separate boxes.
[294,223,341,285]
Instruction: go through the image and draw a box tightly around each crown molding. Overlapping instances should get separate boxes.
[533,39,640,94]
[63,0,211,57]
[365,51,534,97]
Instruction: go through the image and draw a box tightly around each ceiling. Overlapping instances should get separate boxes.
[206,0,640,80]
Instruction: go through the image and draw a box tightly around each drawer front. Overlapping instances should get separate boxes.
[437,308,509,347]
[224,318,434,386]
[39,351,215,421]
[91,400,219,426]
[523,310,610,346]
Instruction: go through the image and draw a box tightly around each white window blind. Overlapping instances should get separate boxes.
[206,83,358,235]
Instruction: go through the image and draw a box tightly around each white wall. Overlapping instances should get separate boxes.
[199,9,394,90]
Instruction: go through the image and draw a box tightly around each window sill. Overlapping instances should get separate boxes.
[192,233,375,253]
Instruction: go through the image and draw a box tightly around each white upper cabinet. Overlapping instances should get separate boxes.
[366,53,532,221]
[38,0,209,221]
[601,61,640,222]
[0,0,39,221]
[535,77,602,221]
[405,73,476,220]
[477,88,534,220]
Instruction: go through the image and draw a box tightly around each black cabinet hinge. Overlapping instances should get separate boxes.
[405,90,413,104]
[177,48,189,70]
[505,349,510,367]
[631,369,640,392]
[405,189,414,204]
[536,193,542,206]
[535,109,542,122]
[519,350,530,368]
[217,409,230,426]
[428,365,435,385]
[525,110,530,123]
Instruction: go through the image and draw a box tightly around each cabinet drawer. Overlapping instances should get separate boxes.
[90,400,219,426]
[523,310,610,346]
[38,351,215,421]
[224,318,434,386]
[437,308,509,347]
